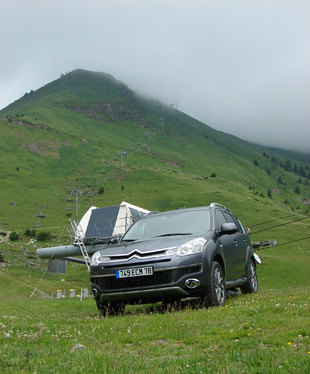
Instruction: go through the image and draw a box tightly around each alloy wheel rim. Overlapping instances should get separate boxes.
[250,262,258,292]
[214,267,225,304]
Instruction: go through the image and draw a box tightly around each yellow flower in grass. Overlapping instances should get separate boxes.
[288,342,292,346]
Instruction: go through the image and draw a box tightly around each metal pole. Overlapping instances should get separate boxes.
[75,191,78,224]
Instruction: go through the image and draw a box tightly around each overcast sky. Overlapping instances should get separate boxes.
[1,0,309,153]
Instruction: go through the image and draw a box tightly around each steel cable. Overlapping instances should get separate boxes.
[251,216,310,235]
[248,212,307,228]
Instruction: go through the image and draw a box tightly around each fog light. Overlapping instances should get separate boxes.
[185,278,200,289]
[92,288,99,298]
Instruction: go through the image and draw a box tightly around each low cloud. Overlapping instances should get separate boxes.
[1,0,309,152]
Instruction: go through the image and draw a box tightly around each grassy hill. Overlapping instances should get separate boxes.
[0,69,309,237]
[0,69,309,373]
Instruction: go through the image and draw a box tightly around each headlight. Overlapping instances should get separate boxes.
[90,252,110,266]
[165,238,207,257]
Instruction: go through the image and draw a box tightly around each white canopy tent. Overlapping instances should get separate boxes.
[77,201,150,241]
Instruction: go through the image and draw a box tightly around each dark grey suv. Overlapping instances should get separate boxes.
[90,203,258,315]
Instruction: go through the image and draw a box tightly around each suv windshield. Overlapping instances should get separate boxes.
[122,209,210,241]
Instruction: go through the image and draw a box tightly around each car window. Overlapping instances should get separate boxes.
[223,212,242,232]
[123,210,210,241]
[222,211,234,224]
[215,210,227,230]
[232,216,244,232]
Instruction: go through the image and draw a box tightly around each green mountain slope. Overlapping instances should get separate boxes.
[0,69,309,373]
[0,69,309,248]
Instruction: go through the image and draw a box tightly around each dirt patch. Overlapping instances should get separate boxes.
[24,140,60,158]
[10,119,53,132]
[161,160,182,168]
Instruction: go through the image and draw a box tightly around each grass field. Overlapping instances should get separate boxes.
[0,240,309,373]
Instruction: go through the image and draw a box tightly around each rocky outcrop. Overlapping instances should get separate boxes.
[63,102,139,123]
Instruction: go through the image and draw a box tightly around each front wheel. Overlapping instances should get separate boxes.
[205,261,226,307]
[240,259,258,294]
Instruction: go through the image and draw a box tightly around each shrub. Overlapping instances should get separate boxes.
[9,231,19,241]
[37,231,51,241]
[299,167,306,177]
[98,187,105,194]
[24,228,36,238]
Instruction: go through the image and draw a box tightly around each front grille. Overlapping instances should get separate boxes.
[103,258,170,268]
[91,265,201,291]
[107,249,167,262]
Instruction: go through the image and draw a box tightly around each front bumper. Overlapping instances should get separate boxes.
[90,257,205,304]
[97,286,190,302]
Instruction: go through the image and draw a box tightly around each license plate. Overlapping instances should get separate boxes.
[115,266,153,279]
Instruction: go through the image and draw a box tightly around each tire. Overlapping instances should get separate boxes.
[240,259,258,294]
[206,261,226,307]
[98,302,126,317]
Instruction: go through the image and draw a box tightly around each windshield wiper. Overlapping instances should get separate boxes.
[122,239,137,242]
[154,233,192,237]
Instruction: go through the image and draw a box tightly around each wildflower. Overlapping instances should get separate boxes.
[288,342,292,346]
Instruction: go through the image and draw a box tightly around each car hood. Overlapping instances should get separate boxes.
[97,234,206,257]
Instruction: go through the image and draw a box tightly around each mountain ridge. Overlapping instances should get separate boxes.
[0,69,309,235]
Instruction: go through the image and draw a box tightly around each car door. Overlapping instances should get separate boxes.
[222,211,247,278]
[214,209,236,280]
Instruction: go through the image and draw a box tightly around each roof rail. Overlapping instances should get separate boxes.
[209,202,231,211]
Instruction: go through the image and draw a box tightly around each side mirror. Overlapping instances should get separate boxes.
[221,222,238,235]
